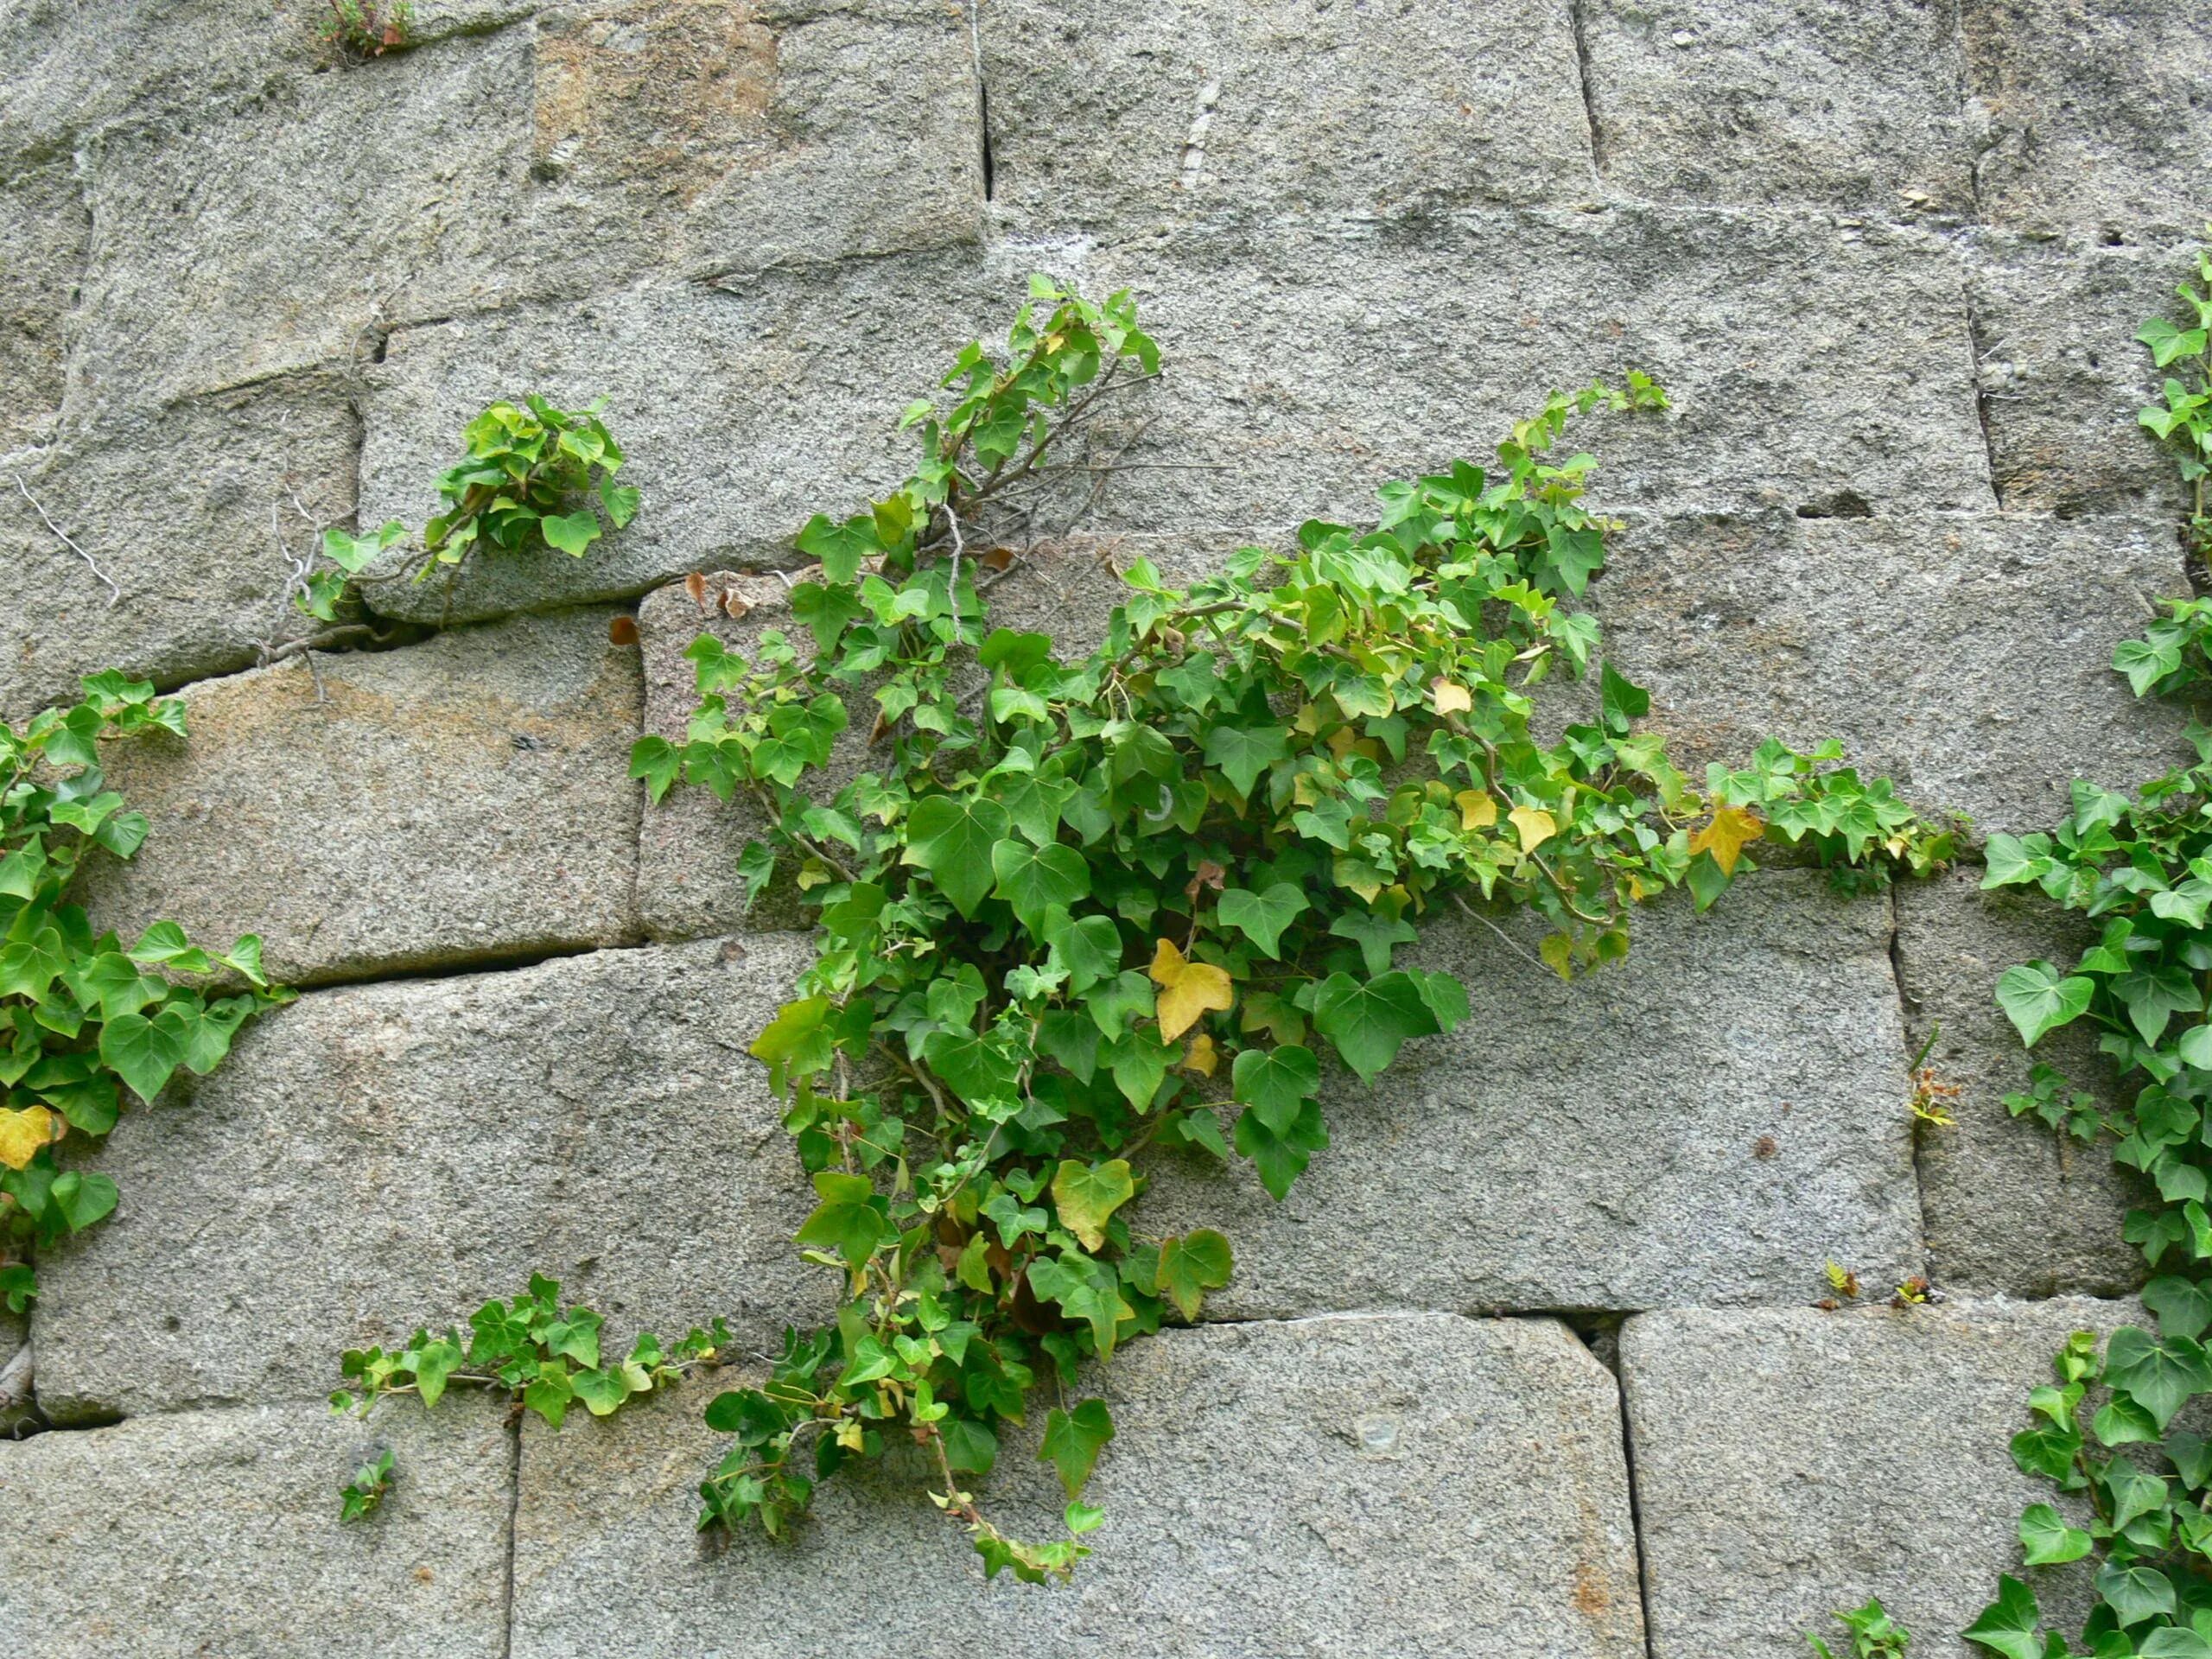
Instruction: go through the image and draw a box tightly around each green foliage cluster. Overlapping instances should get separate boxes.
[636,281,1953,1580]
[330,1274,726,1518]
[1811,1599,1913,1659]
[0,676,284,1313]
[320,0,412,59]
[1962,234,2212,1658]
[299,396,637,625]
[2134,232,2212,567]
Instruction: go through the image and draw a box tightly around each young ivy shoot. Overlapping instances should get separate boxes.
[634,278,1954,1581]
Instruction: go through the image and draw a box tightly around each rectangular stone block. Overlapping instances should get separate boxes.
[976,0,1594,234]
[1623,1298,2137,1657]
[1579,0,1973,212]
[0,372,359,724]
[70,5,977,418]
[74,607,645,987]
[1897,865,2147,1296]
[530,0,979,280]
[356,252,1002,623]
[1963,0,2212,235]
[0,1395,512,1658]
[31,934,835,1421]
[510,1313,1644,1657]
[1592,509,2196,835]
[634,538,1246,941]
[362,207,1990,626]
[70,28,541,420]
[1145,872,1922,1314]
[1072,209,1992,531]
[1968,230,2201,518]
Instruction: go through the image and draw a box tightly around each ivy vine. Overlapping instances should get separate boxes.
[0,677,286,1320]
[623,280,1952,1580]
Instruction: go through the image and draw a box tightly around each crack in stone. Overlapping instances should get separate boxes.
[1567,0,1608,179]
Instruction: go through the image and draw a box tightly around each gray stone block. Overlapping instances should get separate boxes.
[74,607,645,988]
[1579,0,1974,212]
[0,151,86,453]
[529,0,979,280]
[510,1313,1645,1658]
[362,207,1989,626]
[31,934,836,1421]
[634,538,1248,941]
[0,372,359,725]
[68,28,540,421]
[356,253,1003,623]
[68,5,977,418]
[1624,1297,2139,1658]
[1896,864,2148,1297]
[0,1395,512,1658]
[1592,509,2197,836]
[1968,230,2201,518]
[976,0,1594,234]
[1963,0,2212,235]
[1145,872,1922,1315]
[1070,209,1991,530]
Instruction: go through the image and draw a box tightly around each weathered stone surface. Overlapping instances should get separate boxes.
[977,0,1593,234]
[362,207,1987,625]
[356,253,1001,622]
[74,608,644,987]
[1074,209,1990,529]
[0,372,359,724]
[1968,230,2201,518]
[530,0,979,279]
[511,1313,1644,1657]
[634,539,1248,940]
[0,1312,28,1435]
[0,151,86,452]
[1147,873,1920,1315]
[1963,0,2212,235]
[1897,864,2147,1297]
[32,934,835,1421]
[70,28,539,418]
[0,0,312,164]
[0,1395,512,1657]
[1624,1298,2136,1656]
[1592,509,2197,835]
[68,5,976,417]
[1580,0,1973,212]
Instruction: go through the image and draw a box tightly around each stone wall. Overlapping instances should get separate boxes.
[2,1,2208,1652]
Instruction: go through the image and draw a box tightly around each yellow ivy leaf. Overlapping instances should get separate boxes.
[1149,938,1235,1042]
[1539,932,1575,980]
[1180,1033,1218,1077]
[1455,789,1498,830]
[0,1104,54,1171]
[1431,677,1472,716]
[1689,804,1765,875]
[1508,805,1557,853]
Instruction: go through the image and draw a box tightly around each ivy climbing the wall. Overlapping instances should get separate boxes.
[1961,230,2212,1659]
[627,279,1955,1580]
[0,677,286,1319]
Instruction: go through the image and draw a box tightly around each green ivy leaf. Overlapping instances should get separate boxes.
[1201,723,1289,798]
[1230,1043,1319,1135]
[98,1007,190,1103]
[1310,970,1442,1084]
[1995,962,2094,1046]
[2017,1502,2093,1566]
[990,840,1090,931]
[1150,1230,1232,1321]
[794,1171,886,1265]
[1039,1399,1115,1497]
[1963,1575,2045,1659]
[1216,883,1307,957]
[904,796,1012,918]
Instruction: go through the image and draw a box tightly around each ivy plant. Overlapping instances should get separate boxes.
[297,396,639,627]
[1967,232,2212,1656]
[330,1274,727,1516]
[636,280,1954,1581]
[0,674,286,1314]
[2135,230,2212,567]
[1811,1599,1913,1659]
